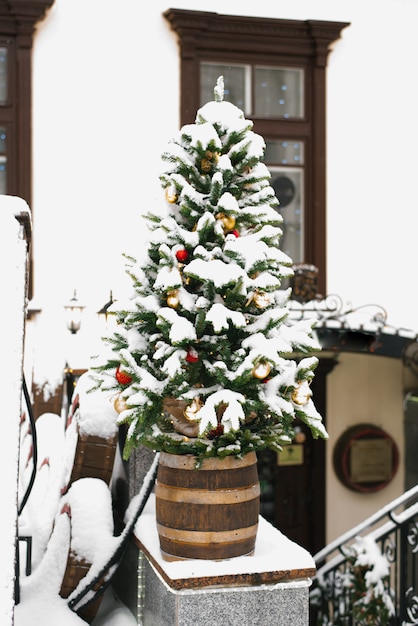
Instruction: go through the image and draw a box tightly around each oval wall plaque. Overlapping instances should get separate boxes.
[333,423,399,493]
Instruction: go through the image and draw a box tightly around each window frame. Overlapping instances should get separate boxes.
[0,1,54,202]
[0,0,54,299]
[0,37,16,196]
[164,9,349,295]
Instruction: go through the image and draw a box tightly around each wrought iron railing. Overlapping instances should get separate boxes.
[15,377,37,604]
[310,485,418,625]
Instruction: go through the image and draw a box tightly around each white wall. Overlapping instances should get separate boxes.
[30,0,180,378]
[29,0,418,383]
[326,353,407,543]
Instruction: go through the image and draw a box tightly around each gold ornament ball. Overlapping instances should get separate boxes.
[222,215,236,230]
[114,394,129,413]
[216,212,236,231]
[183,397,202,420]
[167,290,180,308]
[252,361,271,379]
[165,188,178,204]
[222,215,236,231]
[200,158,211,172]
[205,150,219,163]
[291,383,312,406]
[253,291,271,309]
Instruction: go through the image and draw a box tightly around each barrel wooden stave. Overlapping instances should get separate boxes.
[155,451,260,560]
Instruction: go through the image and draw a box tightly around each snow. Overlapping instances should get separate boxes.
[118,349,164,400]
[134,493,315,583]
[182,121,222,151]
[228,130,265,161]
[71,371,119,439]
[352,536,390,585]
[224,225,289,272]
[196,100,250,136]
[160,347,187,378]
[153,264,182,291]
[217,191,239,214]
[205,302,246,333]
[15,369,138,625]
[157,306,197,343]
[193,389,246,433]
[185,257,247,288]
[19,413,66,569]
[15,531,129,624]
[64,479,115,563]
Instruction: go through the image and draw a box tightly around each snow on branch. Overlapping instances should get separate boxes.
[194,389,246,434]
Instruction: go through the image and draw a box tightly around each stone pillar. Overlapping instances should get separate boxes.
[134,494,315,626]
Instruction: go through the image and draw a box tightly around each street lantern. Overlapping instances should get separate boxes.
[64,290,85,334]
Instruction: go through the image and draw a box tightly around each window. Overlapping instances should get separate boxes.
[0,1,55,298]
[164,9,349,294]
[201,62,304,119]
[0,40,13,197]
[0,2,54,201]
[200,62,305,264]
[0,45,7,195]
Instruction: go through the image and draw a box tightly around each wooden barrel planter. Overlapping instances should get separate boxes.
[69,430,117,487]
[60,553,103,624]
[155,451,260,561]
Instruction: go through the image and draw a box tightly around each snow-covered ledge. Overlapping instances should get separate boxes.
[0,196,32,626]
[134,494,315,626]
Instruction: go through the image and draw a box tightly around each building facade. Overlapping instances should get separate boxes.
[7,0,418,551]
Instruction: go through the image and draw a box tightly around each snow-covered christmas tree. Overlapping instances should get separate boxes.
[93,76,328,464]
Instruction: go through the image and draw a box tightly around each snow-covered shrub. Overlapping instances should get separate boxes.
[348,536,395,625]
[311,535,395,626]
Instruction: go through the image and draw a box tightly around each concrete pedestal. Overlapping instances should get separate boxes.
[134,495,315,626]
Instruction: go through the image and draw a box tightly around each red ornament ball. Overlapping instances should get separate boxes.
[231,229,240,238]
[175,248,189,262]
[116,366,132,386]
[185,348,199,363]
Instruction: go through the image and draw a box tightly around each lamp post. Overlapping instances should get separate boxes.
[97,290,116,332]
[64,290,85,334]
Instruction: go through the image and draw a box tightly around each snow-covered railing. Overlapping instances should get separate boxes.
[310,484,418,625]
[288,293,418,361]
[288,292,415,337]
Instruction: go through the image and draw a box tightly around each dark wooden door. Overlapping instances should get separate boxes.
[258,358,336,555]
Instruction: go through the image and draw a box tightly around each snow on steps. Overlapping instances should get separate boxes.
[17,370,121,624]
[59,372,120,622]
[59,479,115,623]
